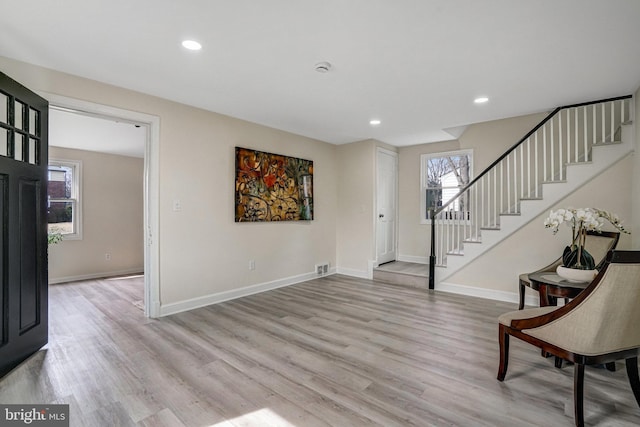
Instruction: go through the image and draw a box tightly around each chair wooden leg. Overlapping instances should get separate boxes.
[555,357,563,368]
[518,282,525,310]
[574,363,585,427]
[497,325,509,381]
[625,357,640,408]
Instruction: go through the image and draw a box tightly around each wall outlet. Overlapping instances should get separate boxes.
[249,260,255,270]
[105,253,112,261]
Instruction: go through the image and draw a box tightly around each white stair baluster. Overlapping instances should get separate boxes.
[583,106,588,161]
[534,133,539,198]
[601,102,606,143]
[574,108,579,162]
[610,101,615,142]
[543,124,547,182]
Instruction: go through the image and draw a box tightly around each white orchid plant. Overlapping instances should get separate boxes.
[544,207,629,270]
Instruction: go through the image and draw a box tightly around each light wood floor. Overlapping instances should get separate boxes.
[1,274,639,426]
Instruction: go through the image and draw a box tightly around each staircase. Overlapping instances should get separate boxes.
[429,95,634,288]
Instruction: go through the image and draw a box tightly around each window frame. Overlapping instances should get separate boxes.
[48,158,82,240]
[420,149,473,224]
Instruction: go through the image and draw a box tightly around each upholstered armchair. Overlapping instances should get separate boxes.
[518,230,619,309]
[498,250,640,426]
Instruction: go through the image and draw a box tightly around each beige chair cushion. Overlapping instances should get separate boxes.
[524,263,640,355]
[584,234,618,267]
[499,306,558,326]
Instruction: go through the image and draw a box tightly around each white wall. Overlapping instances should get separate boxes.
[397,113,547,261]
[335,139,399,278]
[397,139,459,261]
[335,139,376,277]
[458,112,548,171]
[0,56,337,313]
[48,147,144,282]
[156,104,337,308]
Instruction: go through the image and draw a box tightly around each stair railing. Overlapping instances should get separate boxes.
[428,95,632,289]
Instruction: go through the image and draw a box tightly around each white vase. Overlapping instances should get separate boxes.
[556,265,597,283]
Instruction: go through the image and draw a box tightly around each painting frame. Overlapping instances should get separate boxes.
[235,147,313,222]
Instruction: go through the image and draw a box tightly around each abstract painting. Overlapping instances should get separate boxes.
[235,147,313,222]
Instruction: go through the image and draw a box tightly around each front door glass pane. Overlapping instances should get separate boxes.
[14,100,25,130]
[29,138,37,165]
[0,128,7,157]
[0,93,7,124]
[29,108,39,136]
[14,133,24,161]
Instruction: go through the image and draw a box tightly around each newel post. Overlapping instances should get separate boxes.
[429,210,436,289]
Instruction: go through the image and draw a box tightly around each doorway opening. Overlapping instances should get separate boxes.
[45,94,160,317]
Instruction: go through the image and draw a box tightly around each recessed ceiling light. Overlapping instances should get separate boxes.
[369,119,381,126]
[474,97,489,104]
[182,40,202,51]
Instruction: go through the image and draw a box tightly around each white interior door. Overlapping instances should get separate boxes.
[376,148,397,264]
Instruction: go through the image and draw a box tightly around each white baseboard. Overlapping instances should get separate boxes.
[336,266,369,279]
[338,264,539,307]
[135,265,541,317]
[159,269,336,317]
[438,280,539,306]
[397,254,428,264]
[49,267,144,284]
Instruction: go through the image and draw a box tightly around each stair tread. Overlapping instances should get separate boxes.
[374,261,428,277]
[593,140,622,146]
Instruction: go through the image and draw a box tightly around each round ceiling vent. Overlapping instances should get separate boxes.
[314,62,332,73]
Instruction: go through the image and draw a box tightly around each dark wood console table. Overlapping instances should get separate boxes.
[527,271,591,307]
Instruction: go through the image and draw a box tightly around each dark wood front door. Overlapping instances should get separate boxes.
[0,71,49,378]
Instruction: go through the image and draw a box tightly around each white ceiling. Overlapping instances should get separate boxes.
[49,108,146,158]
[2,0,640,149]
